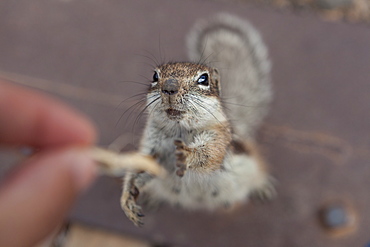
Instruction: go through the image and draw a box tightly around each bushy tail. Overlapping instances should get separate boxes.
[187,13,272,140]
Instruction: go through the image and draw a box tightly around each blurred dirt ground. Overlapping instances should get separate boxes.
[211,0,370,23]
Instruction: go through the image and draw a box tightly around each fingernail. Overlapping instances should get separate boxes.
[64,148,98,192]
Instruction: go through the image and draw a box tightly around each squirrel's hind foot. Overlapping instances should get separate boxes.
[250,176,277,202]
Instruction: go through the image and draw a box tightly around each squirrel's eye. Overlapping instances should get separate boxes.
[153,71,159,82]
[197,74,209,86]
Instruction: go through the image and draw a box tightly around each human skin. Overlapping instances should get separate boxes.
[0,80,98,247]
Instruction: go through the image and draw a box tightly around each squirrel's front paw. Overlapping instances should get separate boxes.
[120,186,145,227]
[174,139,190,177]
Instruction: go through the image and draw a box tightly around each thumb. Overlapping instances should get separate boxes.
[0,148,97,247]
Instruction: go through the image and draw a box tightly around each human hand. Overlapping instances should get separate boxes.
[0,80,98,247]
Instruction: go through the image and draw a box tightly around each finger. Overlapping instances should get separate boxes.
[173,139,184,148]
[0,80,97,147]
[0,148,97,247]
[175,151,186,162]
[176,168,186,177]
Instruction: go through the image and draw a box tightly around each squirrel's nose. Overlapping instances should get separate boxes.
[162,79,179,96]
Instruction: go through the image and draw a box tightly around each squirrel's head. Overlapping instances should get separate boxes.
[147,62,222,122]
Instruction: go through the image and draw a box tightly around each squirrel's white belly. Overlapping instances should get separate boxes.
[143,153,264,210]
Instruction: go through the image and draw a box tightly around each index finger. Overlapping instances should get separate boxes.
[0,80,97,147]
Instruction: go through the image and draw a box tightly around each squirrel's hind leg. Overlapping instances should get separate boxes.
[231,140,276,202]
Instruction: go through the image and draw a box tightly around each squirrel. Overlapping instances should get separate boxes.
[120,13,275,227]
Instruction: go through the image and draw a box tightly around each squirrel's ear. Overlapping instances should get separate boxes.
[212,68,221,95]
